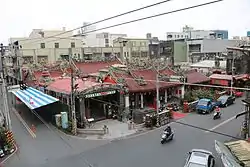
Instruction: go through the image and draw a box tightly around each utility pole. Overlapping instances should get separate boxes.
[156,62,160,127]
[69,48,77,135]
[230,54,234,96]
[0,44,11,130]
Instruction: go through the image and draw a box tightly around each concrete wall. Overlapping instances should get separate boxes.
[202,39,239,53]
[113,38,149,60]
[9,29,83,49]
[187,39,240,53]
[173,41,187,63]
[20,48,83,63]
[83,33,127,47]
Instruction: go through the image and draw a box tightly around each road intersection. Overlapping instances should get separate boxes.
[4,98,245,167]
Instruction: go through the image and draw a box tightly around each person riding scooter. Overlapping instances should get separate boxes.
[164,125,172,137]
[214,106,221,119]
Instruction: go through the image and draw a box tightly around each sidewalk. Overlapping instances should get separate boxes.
[77,119,145,140]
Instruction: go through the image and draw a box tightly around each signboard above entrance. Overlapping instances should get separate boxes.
[85,90,116,98]
[169,75,186,83]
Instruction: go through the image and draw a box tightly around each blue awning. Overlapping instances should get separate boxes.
[12,87,59,110]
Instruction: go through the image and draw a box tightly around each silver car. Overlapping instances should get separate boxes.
[184,149,215,167]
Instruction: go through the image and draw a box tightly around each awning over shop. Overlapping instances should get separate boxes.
[12,87,59,110]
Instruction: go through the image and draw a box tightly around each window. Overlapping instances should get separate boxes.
[40,43,45,49]
[71,42,75,48]
[167,35,173,38]
[54,43,59,48]
[181,35,183,38]
[105,39,109,47]
[140,42,146,46]
[103,33,109,38]
[177,35,180,38]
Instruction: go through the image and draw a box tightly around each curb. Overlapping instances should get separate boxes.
[50,117,187,142]
[1,144,18,164]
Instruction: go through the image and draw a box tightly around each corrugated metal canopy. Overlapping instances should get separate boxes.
[225,140,250,167]
[12,87,59,110]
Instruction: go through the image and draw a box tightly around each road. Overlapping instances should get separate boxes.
[39,98,245,167]
[3,104,109,167]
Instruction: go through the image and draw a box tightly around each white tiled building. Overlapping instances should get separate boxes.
[82,32,127,47]
[9,27,83,64]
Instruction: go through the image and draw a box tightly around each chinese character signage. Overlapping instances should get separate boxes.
[85,90,116,98]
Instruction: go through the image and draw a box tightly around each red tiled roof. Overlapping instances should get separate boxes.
[113,69,179,93]
[234,74,249,80]
[46,77,112,94]
[209,74,232,81]
[76,61,120,75]
[186,71,210,84]
[34,71,63,79]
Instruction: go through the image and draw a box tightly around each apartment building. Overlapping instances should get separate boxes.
[187,39,239,63]
[166,26,228,41]
[113,37,149,62]
[82,32,127,47]
[9,27,83,64]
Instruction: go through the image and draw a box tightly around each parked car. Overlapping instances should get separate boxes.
[227,89,244,97]
[184,149,215,167]
[196,99,220,114]
[217,95,235,107]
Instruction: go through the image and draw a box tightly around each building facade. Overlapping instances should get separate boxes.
[187,39,239,63]
[166,26,229,41]
[113,37,150,62]
[149,40,187,66]
[212,30,228,39]
[82,32,127,47]
[9,28,83,64]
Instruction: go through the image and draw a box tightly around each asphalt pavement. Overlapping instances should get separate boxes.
[3,105,109,167]
[39,98,245,167]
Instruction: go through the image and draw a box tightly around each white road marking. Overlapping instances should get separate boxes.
[13,110,36,138]
[205,115,236,133]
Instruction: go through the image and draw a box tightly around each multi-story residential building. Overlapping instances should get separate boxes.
[166,26,229,40]
[9,28,83,64]
[149,40,187,66]
[212,30,228,39]
[166,32,189,40]
[187,39,239,63]
[113,37,149,62]
[81,32,127,47]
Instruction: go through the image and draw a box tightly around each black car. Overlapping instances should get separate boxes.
[217,95,235,107]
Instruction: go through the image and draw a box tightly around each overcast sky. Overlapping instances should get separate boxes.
[1,0,250,44]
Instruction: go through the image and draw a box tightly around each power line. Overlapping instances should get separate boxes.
[20,0,174,43]
[26,0,224,44]
[122,77,250,91]
[89,97,244,140]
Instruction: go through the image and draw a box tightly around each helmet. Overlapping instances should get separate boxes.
[167,125,170,128]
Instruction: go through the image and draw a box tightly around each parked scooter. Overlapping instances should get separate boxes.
[161,131,174,144]
[0,149,5,158]
[213,112,221,120]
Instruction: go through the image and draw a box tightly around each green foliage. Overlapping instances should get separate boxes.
[184,89,215,102]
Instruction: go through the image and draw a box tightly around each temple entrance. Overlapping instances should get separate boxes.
[85,90,120,121]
